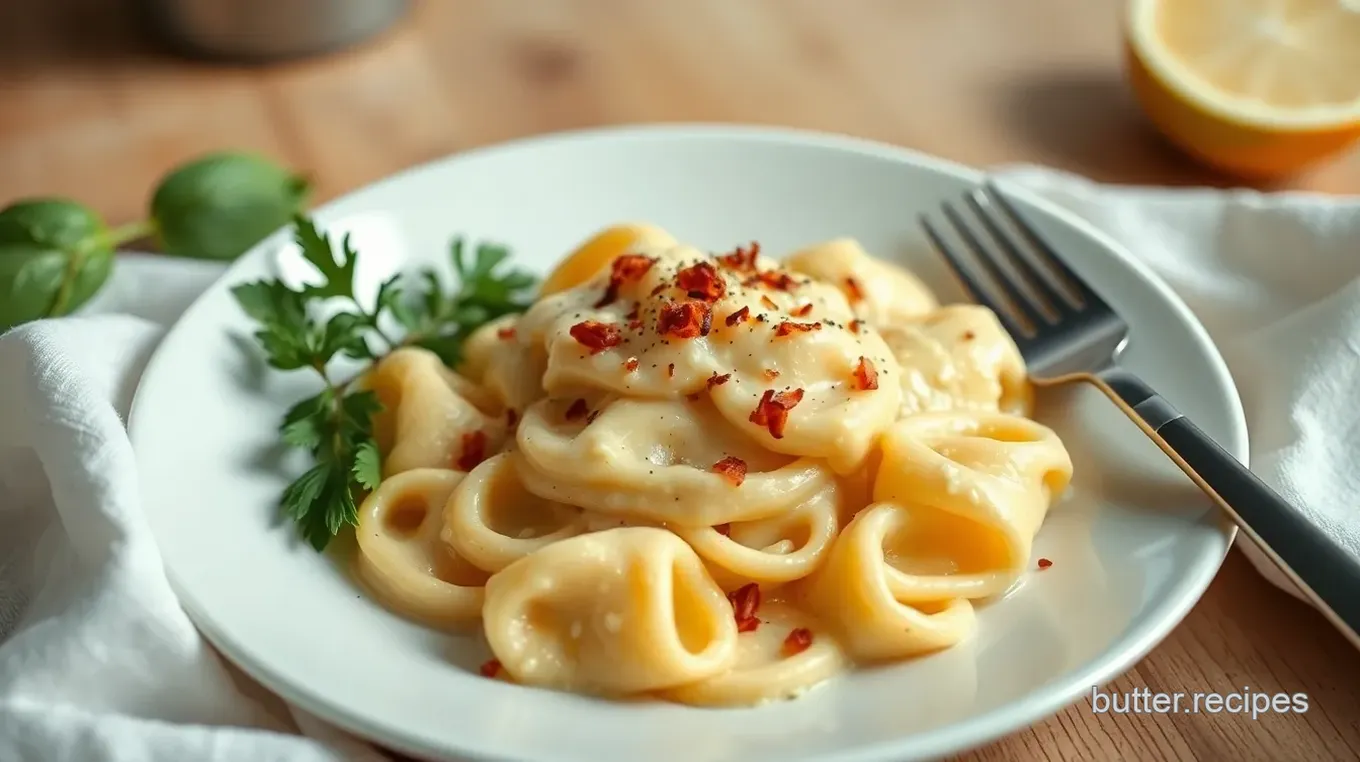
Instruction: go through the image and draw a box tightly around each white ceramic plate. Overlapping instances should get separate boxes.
[128,126,1244,762]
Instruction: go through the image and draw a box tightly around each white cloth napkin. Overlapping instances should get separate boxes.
[2,166,1358,761]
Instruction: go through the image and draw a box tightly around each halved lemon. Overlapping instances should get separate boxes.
[538,223,677,296]
[1125,0,1360,178]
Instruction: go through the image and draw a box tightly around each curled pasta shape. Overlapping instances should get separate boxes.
[482,527,738,695]
[660,601,847,707]
[354,468,490,629]
[880,305,1031,418]
[672,481,842,589]
[796,503,977,662]
[513,395,833,526]
[465,316,550,413]
[874,412,1073,600]
[367,348,507,476]
[443,453,585,574]
[783,238,938,327]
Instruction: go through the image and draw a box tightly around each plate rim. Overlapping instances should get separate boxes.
[128,123,1246,762]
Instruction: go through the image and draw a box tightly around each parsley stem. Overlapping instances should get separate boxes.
[104,219,156,248]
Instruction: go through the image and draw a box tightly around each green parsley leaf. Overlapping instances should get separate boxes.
[292,215,358,300]
[352,441,382,491]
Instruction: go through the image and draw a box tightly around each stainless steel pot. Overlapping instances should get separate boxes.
[141,0,410,62]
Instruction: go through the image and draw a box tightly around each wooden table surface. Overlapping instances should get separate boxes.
[4,1,1358,760]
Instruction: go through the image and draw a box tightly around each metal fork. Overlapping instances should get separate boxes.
[920,182,1360,651]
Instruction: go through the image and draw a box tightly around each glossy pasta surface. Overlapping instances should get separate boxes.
[352,225,1073,706]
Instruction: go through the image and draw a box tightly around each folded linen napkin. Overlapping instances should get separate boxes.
[2,166,1357,761]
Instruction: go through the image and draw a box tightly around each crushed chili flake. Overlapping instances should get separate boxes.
[749,388,804,439]
[686,392,703,401]
[717,242,760,272]
[1037,558,1053,570]
[844,277,865,303]
[849,319,864,333]
[707,372,732,389]
[479,659,501,678]
[570,320,622,354]
[505,409,519,427]
[586,409,601,424]
[625,302,641,321]
[782,628,813,657]
[595,254,656,307]
[565,399,589,421]
[624,357,640,372]
[456,431,487,471]
[756,270,796,291]
[714,523,731,537]
[763,369,780,381]
[791,303,814,317]
[658,300,712,339]
[774,321,821,338]
[725,306,751,327]
[852,356,880,391]
[667,363,676,378]
[712,456,747,486]
[675,261,726,303]
[627,319,644,331]
[760,295,778,310]
[650,283,669,297]
[496,326,517,340]
[728,583,761,633]
[963,330,976,341]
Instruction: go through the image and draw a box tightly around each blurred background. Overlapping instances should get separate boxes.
[3,0,1358,228]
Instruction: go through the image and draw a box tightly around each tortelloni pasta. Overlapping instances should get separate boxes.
[350,223,1074,707]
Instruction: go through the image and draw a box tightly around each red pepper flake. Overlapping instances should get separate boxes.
[725,306,750,327]
[712,456,747,486]
[650,283,669,297]
[714,523,731,537]
[728,583,761,633]
[456,431,487,471]
[844,277,865,303]
[849,319,864,333]
[625,302,641,321]
[570,320,622,354]
[595,254,656,307]
[774,321,821,338]
[667,363,676,378]
[496,326,517,340]
[657,300,712,339]
[852,356,879,391]
[586,409,601,424]
[565,399,589,421]
[717,242,760,272]
[627,319,644,331]
[706,372,731,389]
[760,295,778,311]
[1037,557,1053,570]
[763,369,780,381]
[479,659,502,678]
[686,392,703,401]
[781,628,813,657]
[624,357,640,373]
[963,330,976,341]
[756,270,796,291]
[749,388,804,439]
[505,409,519,427]
[791,303,814,317]
[675,261,726,303]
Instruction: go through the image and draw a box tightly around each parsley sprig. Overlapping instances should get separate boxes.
[231,215,536,550]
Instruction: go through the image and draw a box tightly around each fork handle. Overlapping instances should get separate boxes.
[1095,367,1360,649]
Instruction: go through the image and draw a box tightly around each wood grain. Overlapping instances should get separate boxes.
[3,1,1358,760]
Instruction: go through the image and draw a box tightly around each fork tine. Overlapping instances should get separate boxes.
[939,201,1049,332]
[919,213,1031,341]
[965,190,1078,317]
[981,181,1109,311]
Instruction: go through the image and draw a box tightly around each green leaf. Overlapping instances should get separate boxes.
[352,440,382,491]
[319,311,370,361]
[340,390,382,432]
[280,391,332,451]
[0,200,118,330]
[151,152,310,261]
[0,198,107,251]
[414,333,464,367]
[292,216,357,300]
